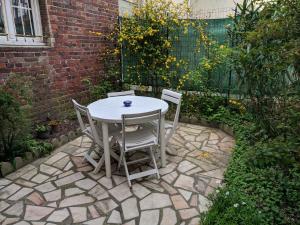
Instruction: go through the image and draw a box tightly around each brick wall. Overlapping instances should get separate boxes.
[0,0,119,121]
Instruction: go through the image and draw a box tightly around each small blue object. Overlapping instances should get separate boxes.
[123,100,132,107]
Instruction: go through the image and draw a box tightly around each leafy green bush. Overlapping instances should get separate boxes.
[24,139,53,158]
[0,89,30,161]
[201,187,263,225]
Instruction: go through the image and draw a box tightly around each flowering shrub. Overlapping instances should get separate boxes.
[116,0,210,94]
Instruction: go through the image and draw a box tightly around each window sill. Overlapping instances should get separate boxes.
[0,42,50,48]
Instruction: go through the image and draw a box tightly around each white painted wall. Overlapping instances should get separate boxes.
[189,0,243,18]
[119,0,243,18]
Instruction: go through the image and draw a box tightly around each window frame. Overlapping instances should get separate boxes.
[0,0,44,47]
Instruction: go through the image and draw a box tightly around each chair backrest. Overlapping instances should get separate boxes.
[107,90,135,98]
[121,109,161,150]
[71,99,102,145]
[161,89,182,128]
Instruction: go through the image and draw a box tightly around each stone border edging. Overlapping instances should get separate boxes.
[180,116,234,137]
[0,128,81,177]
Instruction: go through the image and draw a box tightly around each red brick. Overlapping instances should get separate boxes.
[0,0,118,121]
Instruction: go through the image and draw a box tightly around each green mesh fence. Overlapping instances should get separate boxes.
[120,17,238,94]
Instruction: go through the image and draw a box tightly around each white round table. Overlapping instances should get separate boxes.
[87,96,169,177]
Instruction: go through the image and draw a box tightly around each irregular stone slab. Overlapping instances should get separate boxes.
[47,208,69,222]
[44,189,61,202]
[53,156,70,170]
[161,181,177,195]
[109,182,132,202]
[83,217,106,225]
[199,168,225,180]
[177,160,196,173]
[95,199,118,214]
[158,163,177,175]
[24,205,55,221]
[63,161,74,171]
[15,179,36,188]
[55,172,84,187]
[123,219,136,225]
[132,183,151,199]
[65,187,85,197]
[27,192,45,206]
[0,201,10,212]
[31,174,49,184]
[6,164,35,180]
[209,133,219,140]
[0,183,21,199]
[190,194,198,207]
[75,178,97,190]
[0,179,12,186]
[122,197,139,220]
[107,210,122,224]
[14,221,30,225]
[4,201,24,216]
[140,193,172,210]
[58,170,74,178]
[171,195,189,210]
[162,171,178,184]
[112,175,126,185]
[139,210,159,225]
[2,217,20,225]
[71,156,89,168]
[35,182,56,193]
[88,185,109,201]
[178,189,192,201]
[70,207,87,223]
[40,164,59,176]
[189,217,200,225]
[174,175,196,192]
[45,152,68,165]
[142,181,164,192]
[98,177,113,189]
[179,208,199,220]
[59,194,94,208]
[161,208,177,225]
[198,194,210,212]
[8,187,33,201]
[186,167,203,176]
[88,205,100,219]
[47,202,57,208]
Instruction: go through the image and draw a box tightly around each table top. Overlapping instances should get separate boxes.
[87,96,169,123]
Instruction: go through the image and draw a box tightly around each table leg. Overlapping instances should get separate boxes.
[160,115,166,167]
[102,122,111,178]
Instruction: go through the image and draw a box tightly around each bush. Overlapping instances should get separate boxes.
[200,112,300,225]
[24,139,53,158]
[201,187,263,225]
[0,89,30,161]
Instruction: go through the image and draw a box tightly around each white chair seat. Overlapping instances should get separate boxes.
[116,127,157,152]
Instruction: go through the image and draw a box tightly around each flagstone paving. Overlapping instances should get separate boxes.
[0,123,234,225]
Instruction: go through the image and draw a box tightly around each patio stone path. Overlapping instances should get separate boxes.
[0,123,234,225]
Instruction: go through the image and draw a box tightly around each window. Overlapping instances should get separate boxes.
[0,0,44,46]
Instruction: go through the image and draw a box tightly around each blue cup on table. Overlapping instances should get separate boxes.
[123,100,132,107]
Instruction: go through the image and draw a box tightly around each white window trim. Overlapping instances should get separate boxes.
[0,0,45,47]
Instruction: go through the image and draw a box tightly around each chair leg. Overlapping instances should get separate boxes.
[93,155,105,174]
[149,147,160,179]
[118,150,124,170]
[122,152,132,187]
[80,135,84,147]
[83,142,95,162]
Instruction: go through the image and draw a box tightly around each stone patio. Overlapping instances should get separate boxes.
[0,123,234,225]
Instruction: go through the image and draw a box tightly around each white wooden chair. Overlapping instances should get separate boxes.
[116,109,161,187]
[161,89,182,143]
[107,90,135,97]
[72,99,120,173]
